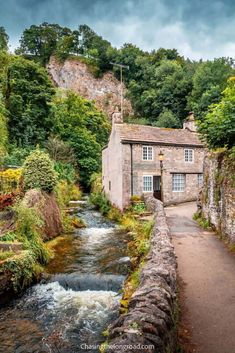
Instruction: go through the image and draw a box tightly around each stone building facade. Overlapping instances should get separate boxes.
[102,114,204,210]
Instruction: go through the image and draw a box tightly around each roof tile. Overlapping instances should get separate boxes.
[115,123,203,147]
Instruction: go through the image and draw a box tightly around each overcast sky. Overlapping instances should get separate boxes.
[1,0,235,60]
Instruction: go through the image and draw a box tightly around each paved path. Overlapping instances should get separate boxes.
[165,202,235,353]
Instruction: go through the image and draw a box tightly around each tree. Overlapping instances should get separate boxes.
[0,27,9,51]
[16,23,72,65]
[188,58,235,119]
[50,92,111,187]
[153,109,181,128]
[111,43,146,84]
[198,77,235,149]
[3,57,55,146]
[128,59,193,123]
[0,97,8,163]
[55,30,80,61]
[23,149,57,192]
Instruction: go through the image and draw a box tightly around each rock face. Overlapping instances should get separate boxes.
[23,189,63,240]
[47,56,133,119]
[198,151,235,244]
[106,197,177,353]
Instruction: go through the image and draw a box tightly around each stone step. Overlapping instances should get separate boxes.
[0,242,23,253]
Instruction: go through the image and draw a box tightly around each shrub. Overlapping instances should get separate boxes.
[90,191,111,216]
[0,168,22,193]
[54,161,77,184]
[22,149,57,193]
[3,147,32,167]
[0,250,14,261]
[0,192,18,211]
[56,180,82,208]
[14,204,51,264]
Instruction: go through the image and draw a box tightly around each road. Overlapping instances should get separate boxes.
[165,202,235,353]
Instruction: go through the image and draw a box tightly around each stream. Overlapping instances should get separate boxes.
[0,202,130,353]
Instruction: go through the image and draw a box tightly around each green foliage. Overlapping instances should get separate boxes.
[0,97,8,163]
[90,191,112,216]
[56,180,81,208]
[0,250,14,261]
[23,149,57,193]
[3,146,32,166]
[3,56,55,147]
[128,58,193,124]
[51,92,110,187]
[1,250,42,292]
[193,212,211,229]
[132,202,146,214]
[1,231,18,242]
[54,162,77,184]
[152,108,181,128]
[198,77,235,149]
[188,58,234,119]
[0,27,8,51]
[16,22,75,65]
[14,203,51,264]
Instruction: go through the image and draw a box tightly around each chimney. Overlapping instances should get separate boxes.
[183,112,197,132]
[112,107,123,125]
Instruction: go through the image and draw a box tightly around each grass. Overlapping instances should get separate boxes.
[0,250,14,261]
[193,212,211,230]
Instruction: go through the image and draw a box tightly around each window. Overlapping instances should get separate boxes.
[143,176,153,192]
[142,146,153,161]
[109,181,111,191]
[197,174,203,187]
[184,149,194,163]
[172,174,185,192]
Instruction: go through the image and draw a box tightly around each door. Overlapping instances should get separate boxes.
[153,175,161,200]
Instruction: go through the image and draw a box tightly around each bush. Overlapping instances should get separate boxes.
[54,161,77,184]
[197,77,235,149]
[3,147,32,167]
[0,168,22,194]
[23,149,57,193]
[56,180,82,208]
[90,191,111,216]
[14,203,51,265]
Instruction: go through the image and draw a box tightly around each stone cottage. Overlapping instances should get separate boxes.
[102,113,205,210]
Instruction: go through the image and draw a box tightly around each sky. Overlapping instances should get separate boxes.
[0,0,235,60]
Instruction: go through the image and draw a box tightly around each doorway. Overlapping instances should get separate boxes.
[153,175,161,200]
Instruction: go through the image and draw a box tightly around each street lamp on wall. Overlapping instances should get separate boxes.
[158,151,164,204]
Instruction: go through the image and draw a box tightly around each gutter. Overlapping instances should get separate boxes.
[121,139,204,148]
[130,143,134,197]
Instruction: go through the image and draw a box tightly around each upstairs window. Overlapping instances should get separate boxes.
[184,149,194,163]
[142,146,153,161]
[172,174,185,192]
[143,176,153,192]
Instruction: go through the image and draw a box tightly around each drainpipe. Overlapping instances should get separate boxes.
[130,144,134,196]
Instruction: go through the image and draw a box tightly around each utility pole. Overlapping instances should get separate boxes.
[110,62,129,120]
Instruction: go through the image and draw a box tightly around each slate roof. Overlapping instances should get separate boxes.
[115,123,204,147]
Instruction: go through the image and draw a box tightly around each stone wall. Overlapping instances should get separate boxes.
[199,151,235,244]
[47,56,132,119]
[106,197,178,353]
[122,142,204,208]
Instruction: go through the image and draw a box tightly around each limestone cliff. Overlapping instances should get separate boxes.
[47,56,132,119]
[198,151,235,244]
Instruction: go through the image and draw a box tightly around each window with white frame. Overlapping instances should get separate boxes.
[184,149,194,163]
[197,173,203,187]
[172,174,185,192]
[142,146,153,161]
[143,175,153,192]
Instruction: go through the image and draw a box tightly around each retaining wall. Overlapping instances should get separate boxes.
[106,197,178,353]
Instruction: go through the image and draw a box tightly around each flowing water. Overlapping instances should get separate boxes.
[0,202,130,353]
